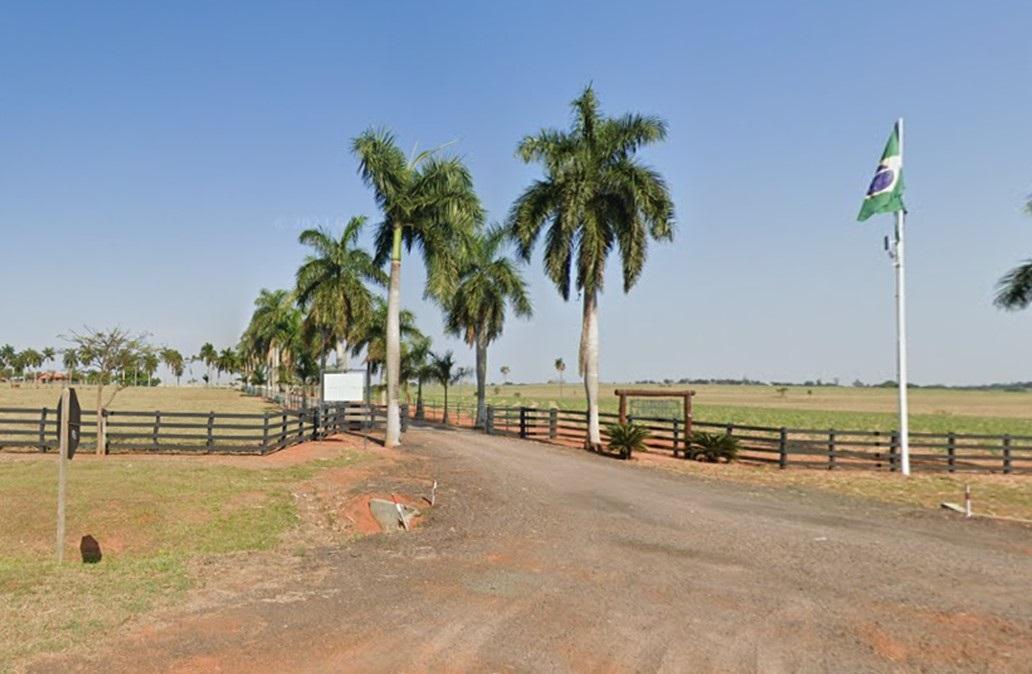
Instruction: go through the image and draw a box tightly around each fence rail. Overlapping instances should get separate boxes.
[0,403,391,456]
[413,400,1031,474]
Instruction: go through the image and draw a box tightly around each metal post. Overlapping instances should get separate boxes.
[893,119,910,476]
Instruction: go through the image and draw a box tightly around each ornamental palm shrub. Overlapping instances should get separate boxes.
[690,432,739,463]
[606,422,650,459]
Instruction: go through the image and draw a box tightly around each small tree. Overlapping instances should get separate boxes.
[63,327,149,455]
[62,349,79,383]
[500,365,511,384]
[197,343,217,386]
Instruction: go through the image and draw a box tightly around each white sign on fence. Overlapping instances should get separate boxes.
[321,369,367,403]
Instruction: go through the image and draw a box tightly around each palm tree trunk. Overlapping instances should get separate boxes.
[475,333,487,428]
[581,290,601,447]
[384,226,403,446]
[336,340,348,369]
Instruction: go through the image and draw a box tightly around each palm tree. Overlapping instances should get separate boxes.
[62,349,80,383]
[555,357,566,398]
[19,349,43,382]
[994,197,1032,310]
[429,350,469,424]
[217,348,238,384]
[352,128,483,446]
[500,365,511,384]
[400,334,433,416]
[349,297,423,378]
[160,348,185,386]
[142,349,160,386]
[0,344,14,381]
[510,86,675,448]
[243,289,300,395]
[41,347,56,374]
[445,225,531,427]
[197,343,217,386]
[296,216,387,369]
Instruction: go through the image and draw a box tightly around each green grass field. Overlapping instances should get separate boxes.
[420,382,1032,435]
[0,446,368,670]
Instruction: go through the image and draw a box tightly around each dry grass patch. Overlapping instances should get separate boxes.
[636,452,1032,522]
[0,385,273,413]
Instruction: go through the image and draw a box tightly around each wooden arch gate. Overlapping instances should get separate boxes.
[615,388,696,444]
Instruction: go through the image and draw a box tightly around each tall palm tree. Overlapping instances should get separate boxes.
[555,357,566,398]
[296,216,387,369]
[160,348,185,386]
[400,334,433,415]
[510,86,675,447]
[348,297,422,378]
[445,225,531,427]
[429,350,469,424]
[197,343,217,387]
[995,197,1032,310]
[41,347,56,373]
[243,289,300,395]
[352,128,483,446]
[62,349,80,383]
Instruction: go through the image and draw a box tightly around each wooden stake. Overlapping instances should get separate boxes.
[56,387,69,563]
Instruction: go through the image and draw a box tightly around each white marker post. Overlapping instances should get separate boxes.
[893,119,911,476]
[56,387,69,562]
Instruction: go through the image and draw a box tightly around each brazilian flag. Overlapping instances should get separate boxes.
[858,122,905,221]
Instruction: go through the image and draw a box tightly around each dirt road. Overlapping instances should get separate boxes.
[33,426,1032,673]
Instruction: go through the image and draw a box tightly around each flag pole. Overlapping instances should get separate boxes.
[893,117,910,476]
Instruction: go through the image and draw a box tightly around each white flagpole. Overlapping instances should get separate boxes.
[893,117,911,476]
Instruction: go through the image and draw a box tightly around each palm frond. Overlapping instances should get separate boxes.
[994,259,1032,310]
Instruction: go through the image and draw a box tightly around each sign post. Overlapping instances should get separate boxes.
[55,387,81,563]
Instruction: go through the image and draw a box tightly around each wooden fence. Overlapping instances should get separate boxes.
[414,400,1031,474]
[0,403,391,456]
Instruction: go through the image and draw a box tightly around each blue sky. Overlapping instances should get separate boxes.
[1,1,1030,385]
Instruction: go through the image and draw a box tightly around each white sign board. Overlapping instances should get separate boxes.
[321,370,367,403]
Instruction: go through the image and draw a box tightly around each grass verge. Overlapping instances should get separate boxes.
[0,448,368,670]
[641,453,1032,521]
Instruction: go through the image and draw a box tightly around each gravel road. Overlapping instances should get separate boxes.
[34,425,1032,673]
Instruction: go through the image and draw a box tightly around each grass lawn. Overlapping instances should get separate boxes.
[0,384,274,414]
[0,446,369,670]
[421,382,1032,435]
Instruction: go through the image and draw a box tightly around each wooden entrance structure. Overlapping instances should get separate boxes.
[615,388,695,441]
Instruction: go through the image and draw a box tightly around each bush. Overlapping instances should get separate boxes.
[606,422,650,459]
[689,431,739,463]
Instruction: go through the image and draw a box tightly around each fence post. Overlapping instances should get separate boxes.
[312,406,320,441]
[206,411,215,453]
[153,411,161,450]
[99,410,108,455]
[889,431,899,472]
[262,412,270,453]
[297,410,304,444]
[1003,435,1012,474]
[485,406,494,434]
[401,404,409,433]
[671,419,680,457]
[549,408,558,440]
[38,407,48,452]
[947,432,956,473]
[778,427,788,469]
[519,407,528,439]
[827,430,836,470]
[280,412,287,450]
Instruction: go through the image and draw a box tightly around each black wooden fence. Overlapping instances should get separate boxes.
[414,401,1031,474]
[0,403,392,456]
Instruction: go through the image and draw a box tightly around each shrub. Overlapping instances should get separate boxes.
[689,431,739,463]
[607,422,650,459]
